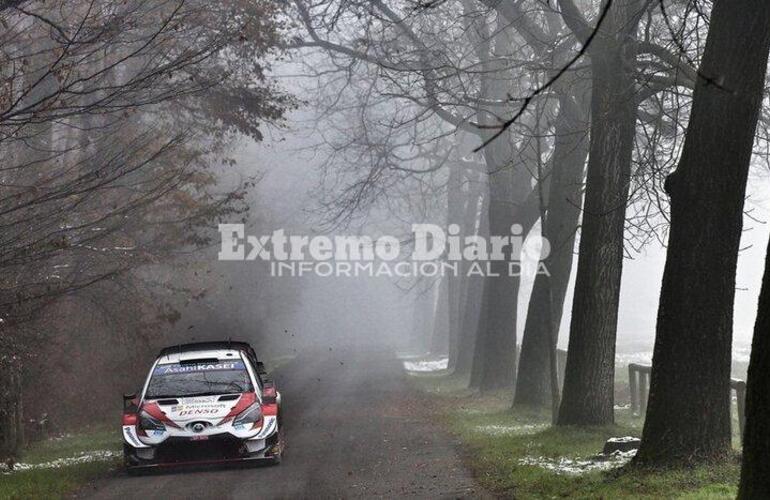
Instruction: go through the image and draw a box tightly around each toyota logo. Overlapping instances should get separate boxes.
[188,421,209,433]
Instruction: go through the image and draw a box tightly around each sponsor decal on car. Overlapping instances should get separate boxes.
[153,361,245,375]
[176,405,228,417]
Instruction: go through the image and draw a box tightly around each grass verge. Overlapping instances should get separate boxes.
[0,428,121,500]
[410,374,740,499]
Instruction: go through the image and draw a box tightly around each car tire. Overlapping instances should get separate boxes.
[123,444,134,468]
[123,444,147,474]
[268,438,283,465]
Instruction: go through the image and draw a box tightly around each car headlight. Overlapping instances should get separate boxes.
[233,403,263,429]
[138,411,166,432]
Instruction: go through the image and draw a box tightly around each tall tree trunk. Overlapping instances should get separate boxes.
[430,276,450,356]
[0,355,23,459]
[469,279,490,389]
[410,282,435,354]
[471,26,536,391]
[455,265,484,377]
[472,187,540,390]
[475,187,520,390]
[467,181,490,389]
[453,168,486,378]
[514,94,588,408]
[739,238,770,497]
[446,268,461,366]
[557,1,642,425]
[638,0,770,464]
[447,162,470,371]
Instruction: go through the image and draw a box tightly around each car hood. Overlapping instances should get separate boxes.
[144,392,256,426]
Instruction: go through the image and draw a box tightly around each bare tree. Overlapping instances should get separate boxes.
[739,241,770,497]
[638,0,770,465]
[289,0,548,390]
[0,0,289,457]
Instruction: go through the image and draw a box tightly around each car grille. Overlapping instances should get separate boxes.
[156,435,244,463]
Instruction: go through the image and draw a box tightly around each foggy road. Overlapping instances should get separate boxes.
[81,351,488,500]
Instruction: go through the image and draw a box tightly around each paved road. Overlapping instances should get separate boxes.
[82,350,489,499]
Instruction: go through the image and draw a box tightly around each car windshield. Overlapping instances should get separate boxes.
[145,360,253,399]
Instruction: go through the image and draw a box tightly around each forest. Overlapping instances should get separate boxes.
[2,0,770,498]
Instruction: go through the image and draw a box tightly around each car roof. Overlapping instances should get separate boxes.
[158,341,257,358]
[155,348,245,365]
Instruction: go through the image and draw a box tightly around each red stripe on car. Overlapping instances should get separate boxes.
[217,392,257,425]
[142,402,180,428]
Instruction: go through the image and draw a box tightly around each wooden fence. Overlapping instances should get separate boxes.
[628,363,746,443]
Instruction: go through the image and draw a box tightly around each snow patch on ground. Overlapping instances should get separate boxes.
[474,423,548,436]
[0,450,118,474]
[518,449,637,475]
[403,357,449,372]
[606,436,638,444]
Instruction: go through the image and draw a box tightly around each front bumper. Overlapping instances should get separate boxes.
[123,417,280,469]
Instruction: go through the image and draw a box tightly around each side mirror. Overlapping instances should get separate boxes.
[123,393,138,412]
[262,380,277,404]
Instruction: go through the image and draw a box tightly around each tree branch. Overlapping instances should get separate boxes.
[556,0,592,44]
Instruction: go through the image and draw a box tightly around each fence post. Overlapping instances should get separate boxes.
[734,379,746,444]
[629,364,639,416]
[640,370,649,415]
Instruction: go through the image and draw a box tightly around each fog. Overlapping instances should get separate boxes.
[6,1,770,495]
[215,102,770,360]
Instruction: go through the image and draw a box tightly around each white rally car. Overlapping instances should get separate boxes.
[122,341,282,470]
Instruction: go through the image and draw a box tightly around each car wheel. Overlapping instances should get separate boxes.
[268,435,283,465]
[123,444,134,468]
[123,444,146,474]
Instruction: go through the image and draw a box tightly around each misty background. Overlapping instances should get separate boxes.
[213,94,769,360]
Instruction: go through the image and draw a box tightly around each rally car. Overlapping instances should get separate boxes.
[121,341,282,470]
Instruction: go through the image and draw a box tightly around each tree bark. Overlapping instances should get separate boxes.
[410,281,435,354]
[429,276,450,356]
[469,277,489,389]
[454,262,484,377]
[514,94,588,408]
[557,1,642,425]
[474,198,520,389]
[446,162,470,371]
[739,239,770,496]
[467,179,491,389]
[453,168,486,378]
[637,0,770,464]
[0,357,23,459]
[470,23,537,391]
[472,185,540,390]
